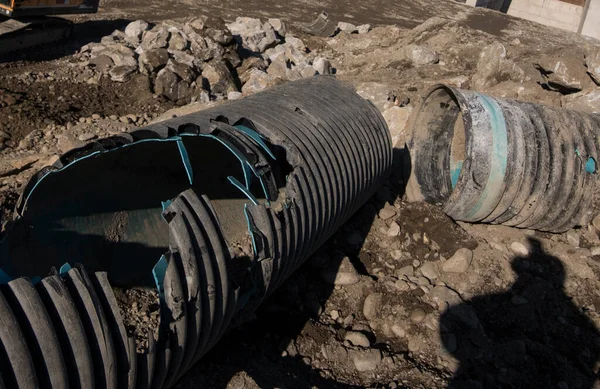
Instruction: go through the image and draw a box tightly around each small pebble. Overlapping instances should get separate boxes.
[345,331,371,347]
[410,308,426,323]
[442,248,473,273]
[510,242,529,256]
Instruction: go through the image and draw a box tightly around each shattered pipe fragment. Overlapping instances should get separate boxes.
[406,84,600,233]
[0,77,392,389]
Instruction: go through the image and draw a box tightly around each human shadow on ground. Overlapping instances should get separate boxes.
[441,237,600,389]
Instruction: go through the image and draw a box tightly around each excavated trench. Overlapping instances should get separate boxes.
[0,76,392,389]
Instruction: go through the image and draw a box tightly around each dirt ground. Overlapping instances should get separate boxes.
[2,0,600,388]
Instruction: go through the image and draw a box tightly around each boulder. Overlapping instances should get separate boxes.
[242,69,280,95]
[202,60,237,95]
[404,44,439,65]
[89,55,114,72]
[268,18,286,37]
[140,27,170,51]
[168,50,199,69]
[337,21,357,34]
[166,59,196,83]
[535,51,587,93]
[168,30,189,51]
[125,20,150,40]
[562,90,600,113]
[154,68,190,102]
[472,42,524,90]
[312,57,332,75]
[187,16,233,45]
[109,65,137,82]
[383,106,413,147]
[138,48,169,74]
[267,55,289,79]
[585,48,600,85]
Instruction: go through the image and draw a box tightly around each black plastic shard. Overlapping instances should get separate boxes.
[0,77,392,389]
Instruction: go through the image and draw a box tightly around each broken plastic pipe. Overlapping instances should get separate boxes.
[0,77,392,389]
[406,84,600,233]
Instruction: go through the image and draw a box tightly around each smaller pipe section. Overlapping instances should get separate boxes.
[406,84,600,233]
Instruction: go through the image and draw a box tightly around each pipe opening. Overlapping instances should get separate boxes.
[0,134,260,289]
[411,86,465,204]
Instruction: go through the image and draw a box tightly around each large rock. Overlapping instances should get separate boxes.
[155,68,190,102]
[140,27,170,51]
[168,50,200,69]
[187,16,233,45]
[472,42,524,90]
[585,48,600,85]
[138,48,169,74]
[166,60,196,83]
[404,44,439,65]
[109,65,136,82]
[89,55,114,72]
[167,29,189,51]
[562,90,600,113]
[125,20,150,40]
[383,106,412,147]
[241,69,280,95]
[227,17,279,53]
[535,52,587,93]
[202,60,237,95]
[312,57,332,75]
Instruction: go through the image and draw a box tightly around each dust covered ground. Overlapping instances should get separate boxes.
[2,0,600,388]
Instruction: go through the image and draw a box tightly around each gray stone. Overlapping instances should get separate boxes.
[387,221,401,237]
[138,48,169,74]
[337,21,357,34]
[227,91,243,100]
[267,55,289,79]
[351,349,382,372]
[125,20,150,40]
[536,53,586,92]
[109,65,136,82]
[593,213,600,231]
[383,106,413,147]
[89,55,114,72]
[472,42,524,90]
[429,285,480,329]
[241,69,274,95]
[410,308,426,323]
[420,261,439,280]
[268,18,286,37]
[404,44,439,65]
[344,331,371,347]
[378,203,397,220]
[363,293,382,321]
[155,68,190,102]
[590,246,600,256]
[141,27,170,51]
[586,48,600,85]
[168,30,188,51]
[166,60,195,83]
[78,133,97,142]
[442,248,473,273]
[312,57,332,75]
[391,324,406,338]
[566,230,581,247]
[203,61,237,95]
[407,337,422,352]
[510,242,529,256]
[169,50,199,69]
[300,66,317,78]
[357,24,371,34]
[285,36,306,52]
[562,90,600,113]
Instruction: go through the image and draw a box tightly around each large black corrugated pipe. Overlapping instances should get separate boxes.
[406,84,600,233]
[0,76,392,388]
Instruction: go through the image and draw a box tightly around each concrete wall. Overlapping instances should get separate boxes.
[581,0,600,39]
[506,0,584,32]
